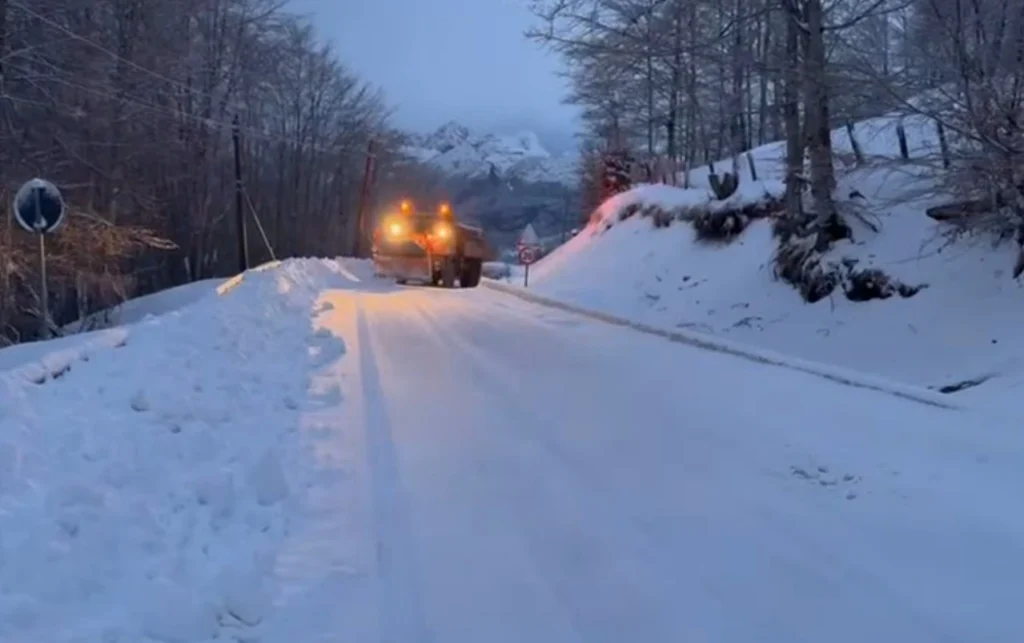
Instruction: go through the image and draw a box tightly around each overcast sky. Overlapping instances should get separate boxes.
[287,0,580,150]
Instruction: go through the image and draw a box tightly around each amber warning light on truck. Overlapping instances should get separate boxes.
[433,222,451,239]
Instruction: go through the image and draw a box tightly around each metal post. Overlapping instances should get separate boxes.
[524,263,529,288]
[355,138,376,258]
[32,186,49,339]
[38,232,48,339]
[232,115,249,273]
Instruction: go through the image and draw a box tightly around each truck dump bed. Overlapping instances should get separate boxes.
[457,224,494,261]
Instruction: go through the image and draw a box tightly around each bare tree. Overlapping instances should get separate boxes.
[528,0,917,301]
[881,0,1024,267]
[0,0,413,342]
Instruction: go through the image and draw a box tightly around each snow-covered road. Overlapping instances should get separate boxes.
[3,258,1024,642]
[278,262,1024,643]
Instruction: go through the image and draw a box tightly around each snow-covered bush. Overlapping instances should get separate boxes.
[692,210,750,242]
[772,232,842,303]
[619,202,642,221]
[771,219,927,303]
[844,266,926,301]
[693,184,783,244]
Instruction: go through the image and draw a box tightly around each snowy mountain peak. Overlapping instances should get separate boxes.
[515,131,547,156]
[421,121,472,154]
[475,131,551,162]
[403,122,577,186]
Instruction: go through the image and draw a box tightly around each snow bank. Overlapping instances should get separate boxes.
[1,264,280,384]
[586,179,785,237]
[525,112,1024,412]
[591,183,712,226]
[533,181,779,286]
[0,258,337,642]
[65,278,220,333]
[0,328,128,383]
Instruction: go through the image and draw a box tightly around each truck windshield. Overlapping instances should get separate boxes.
[408,215,436,232]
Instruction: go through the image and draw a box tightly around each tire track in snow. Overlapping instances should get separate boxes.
[404,292,961,642]
[398,294,753,640]
[355,303,434,643]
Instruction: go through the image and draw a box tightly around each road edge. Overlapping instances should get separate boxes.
[482,279,961,410]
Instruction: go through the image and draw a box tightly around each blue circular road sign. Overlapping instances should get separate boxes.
[13,178,66,234]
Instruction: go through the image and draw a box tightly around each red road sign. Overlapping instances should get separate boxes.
[518,246,537,265]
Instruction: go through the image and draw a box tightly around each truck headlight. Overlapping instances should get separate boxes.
[387,221,403,237]
[433,222,451,239]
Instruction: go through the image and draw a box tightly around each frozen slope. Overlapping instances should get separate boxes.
[4,257,1024,641]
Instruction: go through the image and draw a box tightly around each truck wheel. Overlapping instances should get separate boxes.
[441,258,456,288]
[460,259,482,288]
[395,278,407,285]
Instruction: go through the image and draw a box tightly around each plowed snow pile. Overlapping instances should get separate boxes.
[0,260,335,642]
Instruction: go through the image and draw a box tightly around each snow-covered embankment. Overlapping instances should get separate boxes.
[0,260,335,642]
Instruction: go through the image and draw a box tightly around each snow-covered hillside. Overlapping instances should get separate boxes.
[517,111,1024,411]
[404,121,578,186]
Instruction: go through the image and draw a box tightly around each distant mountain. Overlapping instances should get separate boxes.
[403,121,578,187]
[481,116,580,155]
[390,122,583,253]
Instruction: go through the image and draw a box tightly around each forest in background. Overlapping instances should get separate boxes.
[5,0,1024,341]
[529,0,1024,272]
[0,0,439,344]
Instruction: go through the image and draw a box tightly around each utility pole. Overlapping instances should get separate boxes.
[354,137,376,257]
[232,114,249,272]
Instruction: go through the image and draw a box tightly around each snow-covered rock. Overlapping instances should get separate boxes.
[404,121,578,186]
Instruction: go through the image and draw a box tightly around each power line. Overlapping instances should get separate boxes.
[0,93,59,109]
[4,62,347,155]
[10,2,219,103]
[6,5,380,156]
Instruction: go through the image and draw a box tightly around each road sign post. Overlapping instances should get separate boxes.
[13,178,67,339]
[517,223,541,287]
[517,244,538,287]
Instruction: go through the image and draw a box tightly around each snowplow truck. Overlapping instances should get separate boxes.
[372,200,491,288]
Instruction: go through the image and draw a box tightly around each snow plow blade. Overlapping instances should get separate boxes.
[373,255,432,284]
